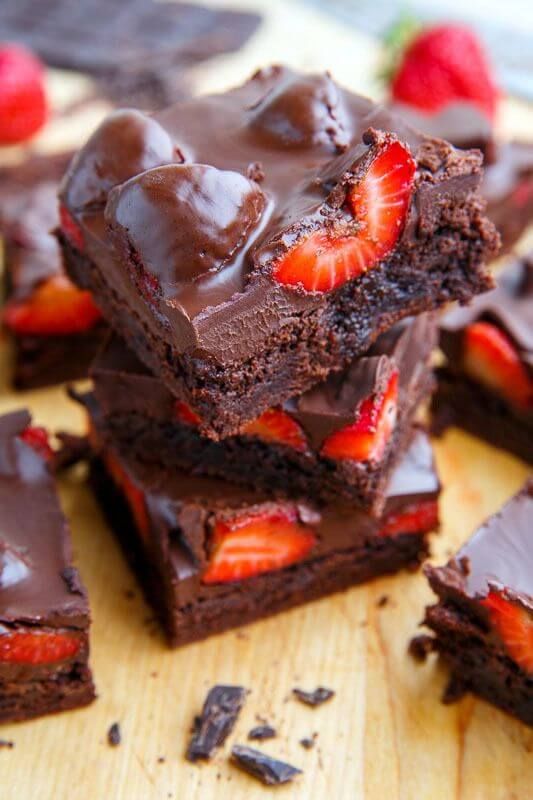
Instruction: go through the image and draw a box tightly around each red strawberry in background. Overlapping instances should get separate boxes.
[463,321,532,411]
[243,408,309,453]
[388,23,499,121]
[0,629,81,664]
[19,426,54,463]
[3,275,102,336]
[482,591,533,675]
[273,137,415,293]
[0,44,48,145]
[203,507,316,585]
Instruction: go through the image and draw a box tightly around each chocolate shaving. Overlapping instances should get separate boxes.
[293,687,335,707]
[247,724,276,741]
[186,685,247,762]
[230,745,302,786]
[107,722,121,746]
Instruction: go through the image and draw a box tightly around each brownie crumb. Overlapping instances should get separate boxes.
[186,685,247,762]
[0,739,14,749]
[230,745,302,786]
[293,687,335,707]
[107,722,121,746]
[377,595,389,608]
[408,635,435,662]
[157,756,166,764]
[299,734,317,750]
[248,724,276,741]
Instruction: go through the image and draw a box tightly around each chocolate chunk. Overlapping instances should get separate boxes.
[186,685,247,762]
[408,635,435,663]
[292,687,335,707]
[107,722,121,746]
[247,724,276,741]
[230,745,302,786]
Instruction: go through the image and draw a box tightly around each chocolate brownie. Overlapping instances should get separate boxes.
[423,481,533,727]
[58,66,497,439]
[431,254,532,464]
[0,0,260,109]
[392,102,533,254]
[0,154,107,389]
[91,314,437,513]
[85,393,440,647]
[0,410,95,723]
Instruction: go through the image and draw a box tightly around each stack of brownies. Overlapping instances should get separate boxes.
[54,66,499,646]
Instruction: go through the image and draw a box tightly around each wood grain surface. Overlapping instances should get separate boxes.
[0,2,532,798]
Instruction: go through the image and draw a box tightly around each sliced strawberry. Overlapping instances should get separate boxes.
[482,591,533,675]
[19,426,54,463]
[202,506,316,585]
[463,321,533,411]
[0,629,81,665]
[104,451,150,541]
[3,275,102,336]
[59,204,85,252]
[243,408,309,453]
[272,139,415,292]
[321,371,399,463]
[378,499,439,537]
[174,400,201,427]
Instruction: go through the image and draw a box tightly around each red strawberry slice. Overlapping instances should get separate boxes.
[19,426,54,463]
[202,507,316,585]
[272,139,415,292]
[378,499,439,537]
[463,321,532,411]
[482,591,533,675]
[321,371,399,463]
[3,275,102,336]
[104,451,150,541]
[59,204,85,252]
[0,629,81,665]
[0,45,48,145]
[174,401,201,427]
[390,24,499,121]
[243,408,309,453]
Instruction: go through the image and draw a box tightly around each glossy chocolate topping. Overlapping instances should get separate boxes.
[63,66,484,364]
[440,254,533,370]
[92,313,436,446]
[106,163,266,291]
[0,410,88,627]
[61,109,176,211]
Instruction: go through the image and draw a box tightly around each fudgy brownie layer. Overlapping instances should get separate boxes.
[0,665,95,724]
[12,327,107,390]
[431,369,533,464]
[59,67,497,438]
[91,455,429,647]
[425,602,533,726]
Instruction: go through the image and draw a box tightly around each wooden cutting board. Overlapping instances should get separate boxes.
[0,2,532,797]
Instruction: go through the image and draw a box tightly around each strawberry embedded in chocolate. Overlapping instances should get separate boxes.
[59,204,85,251]
[482,591,533,675]
[0,629,81,665]
[242,409,308,453]
[19,426,54,463]
[104,451,150,541]
[202,506,316,585]
[272,136,415,292]
[174,401,201,426]
[321,371,399,463]
[463,321,533,411]
[378,499,439,537]
[60,108,176,213]
[105,164,266,292]
[248,70,350,151]
[2,275,102,336]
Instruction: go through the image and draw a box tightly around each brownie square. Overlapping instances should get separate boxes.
[85,392,440,647]
[58,66,497,439]
[0,154,107,390]
[0,410,95,723]
[423,481,533,727]
[91,313,437,513]
[431,253,532,464]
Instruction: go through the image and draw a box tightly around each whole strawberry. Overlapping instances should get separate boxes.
[390,24,499,121]
[0,44,48,145]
